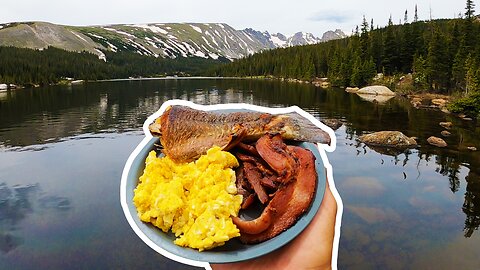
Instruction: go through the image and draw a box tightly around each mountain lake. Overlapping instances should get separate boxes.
[0,78,479,269]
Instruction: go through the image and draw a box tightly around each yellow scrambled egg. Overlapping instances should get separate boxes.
[133,146,242,251]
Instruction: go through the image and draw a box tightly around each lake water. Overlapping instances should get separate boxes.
[0,79,479,269]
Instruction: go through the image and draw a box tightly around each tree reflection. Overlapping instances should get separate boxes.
[0,182,71,253]
[434,156,462,193]
[463,170,480,238]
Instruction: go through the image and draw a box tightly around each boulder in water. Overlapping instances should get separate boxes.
[357,85,395,96]
[359,131,417,148]
[427,136,447,147]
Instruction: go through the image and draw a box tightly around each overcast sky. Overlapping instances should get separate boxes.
[0,0,467,36]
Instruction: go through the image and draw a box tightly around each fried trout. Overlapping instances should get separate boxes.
[149,105,330,163]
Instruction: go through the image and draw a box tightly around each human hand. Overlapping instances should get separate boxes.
[211,180,337,270]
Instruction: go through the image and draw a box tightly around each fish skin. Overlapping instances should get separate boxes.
[149,105,330,163]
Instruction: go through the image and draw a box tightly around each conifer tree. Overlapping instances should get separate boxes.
[414,4,419,22]
[465,0,476,19]
[382,16,398,75]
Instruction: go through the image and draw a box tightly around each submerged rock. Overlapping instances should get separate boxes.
[441,130,451,137]
[359,131,417,148]
[321,119,343,130]
[357,85,395,96]
[439,122,453,129]
[427,136,447,147]
[345,87,359,93]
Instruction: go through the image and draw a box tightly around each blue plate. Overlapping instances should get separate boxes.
[123,137,326,264]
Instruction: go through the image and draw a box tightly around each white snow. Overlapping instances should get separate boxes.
[146,40,158,49]
[201,36,214,49]
[224,36,230,49]
[194,51,206,58]
[217,23,225,29]
[88,33,106,40]
[133,24,168,35]
[208,53,219,60]
[242,32,254,42]
[190,24,202,33]
[106,41,118,52]
[95,49,106,62]
[71,31,88,42]
[103,27,136,38]
[166,39,187,57]
[126,38,153,56]
[204,31,219,47]
[154,37,175,51]
[182,42,197,55]
[270,35,287,47]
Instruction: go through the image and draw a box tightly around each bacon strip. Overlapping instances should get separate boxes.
[243,162,269,204]
[236,142,260,156]
[238,146,317,244]
[256,134,298,183]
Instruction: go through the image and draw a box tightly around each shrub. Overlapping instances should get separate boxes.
[448,92,480,118]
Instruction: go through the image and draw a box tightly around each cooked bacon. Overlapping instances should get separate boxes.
[238,146,317,244]
[236,142,260,156]
[256,134,298,183]
[243,162,269,204]
[259,175,277,189]
[235,152,275,177]
[232,207,274,234]
[241,194,256,209]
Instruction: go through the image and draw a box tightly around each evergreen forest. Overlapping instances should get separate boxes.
[212,2,480,97]
[0,46,224,86]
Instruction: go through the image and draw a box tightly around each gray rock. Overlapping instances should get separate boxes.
[357,85,395,96]
[359,131,417,148]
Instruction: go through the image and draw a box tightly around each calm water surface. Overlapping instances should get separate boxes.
[0,79,479,269]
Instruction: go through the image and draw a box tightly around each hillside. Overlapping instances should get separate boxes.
[0,21,346,61]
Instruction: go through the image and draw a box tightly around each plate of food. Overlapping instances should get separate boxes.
[120,101,332,266]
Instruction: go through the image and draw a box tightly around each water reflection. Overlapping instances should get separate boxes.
[0,182,71,253]
[0,79,479,268]
[464,170,480,237]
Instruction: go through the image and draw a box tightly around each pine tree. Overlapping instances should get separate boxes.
[426,28,450,91]
[414,4,419,22]
[464,0,477,50]
[465,54,480,93]
[360,16,370,61]
[465,0,476,19]
[404,10,409,24]
[382,16,398,75]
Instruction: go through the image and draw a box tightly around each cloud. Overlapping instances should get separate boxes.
[309,10,354,23]
[340,176,386,197]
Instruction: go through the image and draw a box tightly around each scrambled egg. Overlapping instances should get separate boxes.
[133,146,242,251]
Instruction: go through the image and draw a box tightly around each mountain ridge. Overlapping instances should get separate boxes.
[0,21,346,61]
